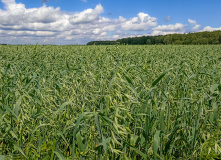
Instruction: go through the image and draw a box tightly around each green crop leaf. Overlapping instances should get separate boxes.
[153,130,161,160]
[76,132,85,152]
[14,96,23,117]
[14,144,28,159]
[57,101,72,114]
[124,74,138,95]
[54,151,65,160]
[210,84,220,92]
[152,68,172,87]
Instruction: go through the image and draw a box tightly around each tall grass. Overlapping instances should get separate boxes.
[0,45,221,159]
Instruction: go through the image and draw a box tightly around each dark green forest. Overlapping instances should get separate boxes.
[87,31,221,45]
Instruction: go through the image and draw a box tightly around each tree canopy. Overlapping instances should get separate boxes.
[87,31,221,45]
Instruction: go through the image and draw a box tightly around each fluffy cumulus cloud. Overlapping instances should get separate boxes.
[188,19,197,25]
[152,23,186,35]
[121,13,157,31]
[0,0,220,44]
[201,26,221,32]
[0,0,119,44]
[192,24,201,32]
[1,0,155,44]
[69,4,104,24]
[188,19,201,32]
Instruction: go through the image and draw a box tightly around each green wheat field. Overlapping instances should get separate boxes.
[0,45,221,159]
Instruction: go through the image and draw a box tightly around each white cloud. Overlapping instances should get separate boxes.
[201,26,221,32]
[152,23,186,35]
[69,4,104,24]
[192,24,201,32]
[119,16,127,22]
[121,12,157,31]
[93,28,100,34]
[187,19,201,32]
[0,1,114,44]
[188,19,197,25]
[0,29,56,36]
[0,1,62,25]
[0,0,159,44]
[101,32,107,36]
[113,35,120,39]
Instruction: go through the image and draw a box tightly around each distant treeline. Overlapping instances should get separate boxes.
[87,41,120,45]
[87,31,221,45]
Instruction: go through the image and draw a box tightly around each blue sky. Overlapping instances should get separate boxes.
[0,0,221,44]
